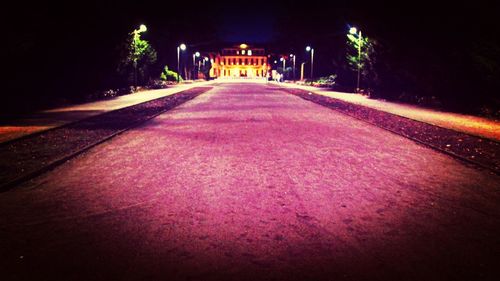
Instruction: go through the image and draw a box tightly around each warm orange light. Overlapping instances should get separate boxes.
[240,43,248,49]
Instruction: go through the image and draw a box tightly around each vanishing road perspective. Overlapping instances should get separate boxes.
[1,82,499,281]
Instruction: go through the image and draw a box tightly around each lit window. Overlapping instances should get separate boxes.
[248,50,252,56]
[242,50,246,55]
[237,51,239,55]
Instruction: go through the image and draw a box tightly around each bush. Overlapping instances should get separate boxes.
[160,66,183,82]
[312,74,337,88]
[147,79,168,89]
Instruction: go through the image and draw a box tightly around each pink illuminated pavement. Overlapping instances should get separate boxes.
[0,82,499,281]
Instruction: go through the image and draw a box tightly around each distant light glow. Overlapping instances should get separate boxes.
[306,46,312,52]
[138,24,147,33]
[248,50,252,56]
[349,27,358,34]
[240,43,248,49]
[280,57,284,61]
[195,52,200,57]
[179,44,187,51]
[205,57,209,61]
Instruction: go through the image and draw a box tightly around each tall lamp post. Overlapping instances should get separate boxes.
[177,43,187,83]
[192,51,200,80]
[300,62,306,81]
[132,24,147,90]
[290,54,296,81]
[349,27,362,92]
[201,57,208,78]
[306,46,314,80]
[280,57,286,80]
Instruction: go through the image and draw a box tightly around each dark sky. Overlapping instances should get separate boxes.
[3,0,499,113]
[6,0,497,57]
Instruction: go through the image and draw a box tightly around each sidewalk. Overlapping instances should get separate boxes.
[0,81,214,143]
[277,82,500,142]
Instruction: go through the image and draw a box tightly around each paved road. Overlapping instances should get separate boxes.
[1,82,499,281]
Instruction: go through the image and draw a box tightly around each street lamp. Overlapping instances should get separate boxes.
[280,57,286,72]
[300,62,306,81]
[177,43,186,83]
[350,27,362,92]
[193,51,200,64]
[290,54,296,81]
[306,46,314,80]
[132,24,147,90]
[202,57,209,77]
[138,24,147,33]
[193,52,200,80]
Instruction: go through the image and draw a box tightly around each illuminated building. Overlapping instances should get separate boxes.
[209,44,270,78]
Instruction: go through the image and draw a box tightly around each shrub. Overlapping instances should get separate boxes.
[312,74,337,88]
[160,66,183,82]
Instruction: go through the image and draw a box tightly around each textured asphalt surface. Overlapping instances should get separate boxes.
[1,83,499,281]
[0,87,212,190]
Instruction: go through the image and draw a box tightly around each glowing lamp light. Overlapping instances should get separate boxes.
[195,52,200,57]
[179,44,187,51]
[138,24,147,33]
[240,43,248,49]
[205,57,209,61]
[306,46,312,52]
[290,54,294,57]
[349,27,358,34]
[280,57,284,61]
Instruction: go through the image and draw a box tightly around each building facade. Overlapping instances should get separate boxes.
[209,44,270,78]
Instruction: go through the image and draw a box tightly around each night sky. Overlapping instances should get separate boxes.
[3,0,499,115]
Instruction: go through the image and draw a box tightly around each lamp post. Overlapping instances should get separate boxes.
[306,46,314,80]
[280,57,286,81]
[192,51,200,80]
[280,57,286,79]
[132,24,147,90]
[177,43,186,83]
[300,62,306,81]
[201,57,208,76]
[349,27,362,92]
[290,54,296,81]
